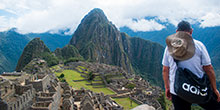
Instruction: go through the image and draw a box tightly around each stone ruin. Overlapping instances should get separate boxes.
[60,82,76,110]
[0,63,62,110]
[23,58,52,74]
[72,88,123,110]
[130,89,162,110]
[1,71,22,76]
[1,59,163,110]
[0,77,35,110]
[64,61,163,109]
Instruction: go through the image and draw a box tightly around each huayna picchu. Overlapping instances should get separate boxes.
[68,8,164,86]
[0,8,167,110]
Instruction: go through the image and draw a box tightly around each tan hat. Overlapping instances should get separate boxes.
[166,31,195,61]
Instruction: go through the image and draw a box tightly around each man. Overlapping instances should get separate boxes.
[162,20,220,110]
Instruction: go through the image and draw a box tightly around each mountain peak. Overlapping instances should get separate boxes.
[90,8,105,14]
[81,8,108,24]
[15,38,51,71]
[69,8,115,45]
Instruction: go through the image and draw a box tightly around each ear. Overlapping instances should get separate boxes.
[190,29,193,35]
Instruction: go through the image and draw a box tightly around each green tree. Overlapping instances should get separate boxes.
[88,72,95,81]
[59,73,64,78]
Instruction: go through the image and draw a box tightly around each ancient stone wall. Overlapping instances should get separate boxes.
[25,75,50,92]
[6,84,35,110]
[0,78,14,98]
[31,102,52,110]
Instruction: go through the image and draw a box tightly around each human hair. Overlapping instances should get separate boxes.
[177,21,192,32]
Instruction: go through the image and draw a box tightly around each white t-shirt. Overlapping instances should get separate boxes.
[162,39,211,95]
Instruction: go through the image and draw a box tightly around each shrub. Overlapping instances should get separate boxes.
[64,57,84,65]
[125,83,136,90]
[59,73,64,78]
[88,72,95,81]
[41,52,59,67]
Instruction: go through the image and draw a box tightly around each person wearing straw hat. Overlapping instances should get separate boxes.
[162,20,220,110]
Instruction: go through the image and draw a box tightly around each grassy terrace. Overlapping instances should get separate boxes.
[112,97,139,110]
[55,70,115,95]
[55,66,139,109]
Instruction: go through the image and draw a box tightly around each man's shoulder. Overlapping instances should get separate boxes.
[193,39,203,45]
[193,39,206,48]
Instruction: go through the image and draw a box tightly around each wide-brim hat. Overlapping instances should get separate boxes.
[166,31,195,61]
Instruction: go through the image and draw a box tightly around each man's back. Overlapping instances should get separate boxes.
[162,20,220,110]
[162,39,211,95]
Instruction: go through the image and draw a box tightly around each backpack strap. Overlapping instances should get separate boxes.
[173,58,179,66]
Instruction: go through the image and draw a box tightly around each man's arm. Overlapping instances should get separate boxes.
[203,65,220,102]
[163,66,171,100]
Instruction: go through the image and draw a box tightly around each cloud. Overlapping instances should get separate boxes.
[0,0,220,33]
[122,19,165,32]
[200,13,220,27]
[0,16,16,31]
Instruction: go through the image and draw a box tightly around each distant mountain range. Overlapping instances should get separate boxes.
[0,29,71,74]
[0,29,30,73]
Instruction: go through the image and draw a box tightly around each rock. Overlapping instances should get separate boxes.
[132,104,155,110]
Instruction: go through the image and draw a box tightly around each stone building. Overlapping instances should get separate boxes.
[60,82,76,110]
[31,101,52,110]
[25,74,50,92]
[1,72,22,76]
[0,78,35,110]
[0,71,62,110]
[31,74,62,110]
[79,90,123,110]
[130,89,162,110]
[35,92,60,109]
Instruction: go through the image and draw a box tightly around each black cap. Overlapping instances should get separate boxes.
[177,21,192,32]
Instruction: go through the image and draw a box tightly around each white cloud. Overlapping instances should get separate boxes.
[123,19,165,32]
[200,13,220,27]
[0,0,220,33]
[0,16,16,31]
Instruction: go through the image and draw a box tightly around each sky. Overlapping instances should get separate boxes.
[0,0,220,34]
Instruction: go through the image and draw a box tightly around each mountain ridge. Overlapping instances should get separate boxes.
[69,8,164,86]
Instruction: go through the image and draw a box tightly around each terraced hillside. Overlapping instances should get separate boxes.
[54,65,139,109]
[52,61,163,110]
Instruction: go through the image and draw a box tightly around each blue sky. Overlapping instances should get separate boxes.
[0,0,220,34]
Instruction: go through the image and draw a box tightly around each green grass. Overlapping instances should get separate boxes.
[112,97,139,110]
[76,67,84,73]
[78,65,86,69]
[128,77,135,81]
[55,70,115,95]
[76,66,89,73]
[50,64,63,71]
[165,97,173,110]
[93,76,102,80]
[55,69,139,109]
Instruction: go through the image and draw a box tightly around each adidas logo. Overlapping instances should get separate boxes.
[182,83,208,96]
